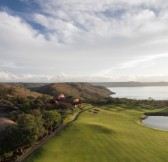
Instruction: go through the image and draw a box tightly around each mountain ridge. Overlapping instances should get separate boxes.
[0,82,112,99]
[91,82,168,87]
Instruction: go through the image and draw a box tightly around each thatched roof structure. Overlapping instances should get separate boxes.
[74,98,80,102]
[57,93,65,99]
[0,117,16,132]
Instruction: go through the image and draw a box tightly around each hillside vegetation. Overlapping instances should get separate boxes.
[0,82,112,99]
[0,84,42,98]
[33,83,112,99]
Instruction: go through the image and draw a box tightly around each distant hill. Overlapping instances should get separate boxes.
[32,83,113,99]
[0,84,42,98]
[91,82,168,87]
[0,82,49,89]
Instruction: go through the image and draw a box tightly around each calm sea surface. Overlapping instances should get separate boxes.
[108,86,168,100]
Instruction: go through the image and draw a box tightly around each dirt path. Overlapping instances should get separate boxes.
[16,106,94,162]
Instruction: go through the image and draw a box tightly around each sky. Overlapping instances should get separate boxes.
[0,0,168,82]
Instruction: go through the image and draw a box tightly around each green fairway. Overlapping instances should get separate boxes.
[25,105,168,162]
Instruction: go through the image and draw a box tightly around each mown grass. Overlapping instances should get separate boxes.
[63,104,91,124]
[25,104,168,162]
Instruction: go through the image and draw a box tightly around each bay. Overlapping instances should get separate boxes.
[108,86,168,100]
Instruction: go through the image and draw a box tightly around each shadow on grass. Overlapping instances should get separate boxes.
[25,147,45,162]
[84,123,115,134]
[99,103,166,113]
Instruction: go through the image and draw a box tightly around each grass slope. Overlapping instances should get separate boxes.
[25,105,168,162]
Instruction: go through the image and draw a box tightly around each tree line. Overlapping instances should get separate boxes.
[0,95,74,161]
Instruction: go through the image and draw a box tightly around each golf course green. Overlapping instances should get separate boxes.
[24,104,168,162]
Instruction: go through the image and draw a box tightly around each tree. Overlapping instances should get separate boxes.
[33,98,44,109]
[16,96,28,104]
[17,114,39,146]
[58,103,73,110]
[0,113,46,159]
[43,110,62,131]
[29,109,46,138]
[20,102,31,113]
[0,125,19,157]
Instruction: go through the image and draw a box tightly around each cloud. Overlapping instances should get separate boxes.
[0,71,18,81]
[98,53,168,78]
[119,54,168,69]
[1,70,168,83]
[26,0,168,61]
[1,0,168,81]
[0,71,54,82]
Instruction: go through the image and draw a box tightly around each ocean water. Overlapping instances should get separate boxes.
[108,86,168,100]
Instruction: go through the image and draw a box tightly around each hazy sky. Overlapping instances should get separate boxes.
[0,0,168,82]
